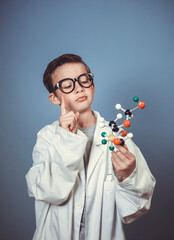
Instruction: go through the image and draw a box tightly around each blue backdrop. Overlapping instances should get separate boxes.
[0,0,173,239]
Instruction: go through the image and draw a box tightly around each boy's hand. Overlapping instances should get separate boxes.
[111,144,136,181]
[59,96,80,134]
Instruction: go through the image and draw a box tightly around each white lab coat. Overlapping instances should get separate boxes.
[26,110,156,240]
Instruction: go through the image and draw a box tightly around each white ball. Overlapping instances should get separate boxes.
[115,104,121,110]
[99,123,105,128]
[127,133,133,138]
[99,117,105,122]
[117,113,122,119]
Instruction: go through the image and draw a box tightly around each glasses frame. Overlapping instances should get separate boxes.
[52,73,94,94]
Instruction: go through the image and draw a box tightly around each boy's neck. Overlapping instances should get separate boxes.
[77,109,96,128]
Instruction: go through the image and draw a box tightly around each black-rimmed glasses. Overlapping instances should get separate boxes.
[52,73,94,94]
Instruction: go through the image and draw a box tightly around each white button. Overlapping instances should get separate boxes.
[76,203,83,209]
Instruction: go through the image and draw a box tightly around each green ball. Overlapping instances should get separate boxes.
[101,139,107,145]
[133,96,139,102]
[101,132,106,137]
[109,146,115,151]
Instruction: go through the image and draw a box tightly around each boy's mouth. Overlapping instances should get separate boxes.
[76,96,87,102]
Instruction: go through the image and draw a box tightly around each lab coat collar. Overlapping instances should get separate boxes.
[92,110,108,146]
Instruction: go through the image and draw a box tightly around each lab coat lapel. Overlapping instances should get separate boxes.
[87,143,103,184]
[87,110,106,184]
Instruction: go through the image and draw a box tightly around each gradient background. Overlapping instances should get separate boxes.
[0,0,173,239]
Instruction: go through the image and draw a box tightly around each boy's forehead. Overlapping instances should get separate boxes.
[52,62,87,82]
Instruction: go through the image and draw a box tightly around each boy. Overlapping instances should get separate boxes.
[26,54,156,240]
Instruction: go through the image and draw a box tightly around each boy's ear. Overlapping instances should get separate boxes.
[49,93,61,105]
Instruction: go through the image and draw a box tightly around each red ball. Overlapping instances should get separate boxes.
[113,138,121,145]
[121,130,127,137]
[138,101,145,109]
[123,120,131,127]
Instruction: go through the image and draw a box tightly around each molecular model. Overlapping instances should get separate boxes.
[99,96,145,151]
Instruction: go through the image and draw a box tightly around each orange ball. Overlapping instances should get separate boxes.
[109,135,115,142]
[123,120,131,127]
[121,130,127,137]
[113,138,121,145]
[138,101,145,109]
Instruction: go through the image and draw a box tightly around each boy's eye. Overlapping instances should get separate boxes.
[64,85,71,89]
[81,80,88,84]
[61,80,73,89]
[80,75,90,84]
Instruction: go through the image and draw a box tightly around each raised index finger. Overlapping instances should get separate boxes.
[60,96,67,116]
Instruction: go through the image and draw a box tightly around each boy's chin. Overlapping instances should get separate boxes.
[77,106,92,114]
[68,100,92,113]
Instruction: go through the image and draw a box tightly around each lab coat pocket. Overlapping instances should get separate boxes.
[101,180,115,240]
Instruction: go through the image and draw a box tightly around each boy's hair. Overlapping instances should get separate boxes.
[43,53,91,93]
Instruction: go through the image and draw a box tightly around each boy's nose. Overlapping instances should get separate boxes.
[75,81,84,93]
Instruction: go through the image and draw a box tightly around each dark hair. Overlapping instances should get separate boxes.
[43,53,91,93]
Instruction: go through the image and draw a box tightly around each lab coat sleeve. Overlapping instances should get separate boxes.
[25,123,88,205]
[114,139,156,224]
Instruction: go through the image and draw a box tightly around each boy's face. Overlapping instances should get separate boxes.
[49,62,95,113]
